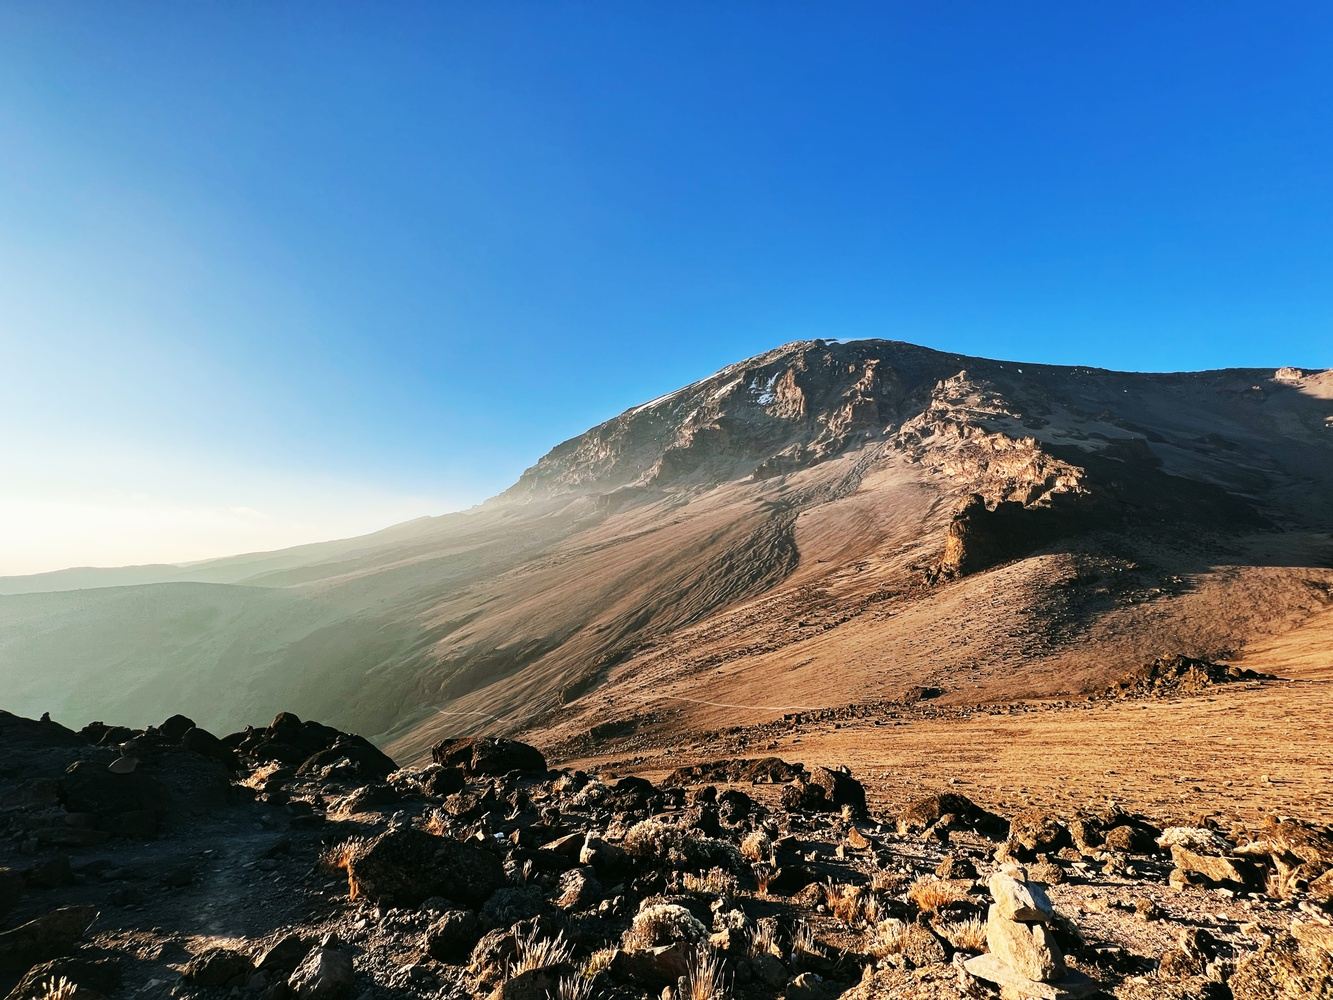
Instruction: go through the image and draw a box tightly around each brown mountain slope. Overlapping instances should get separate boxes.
[382,340,1333,759]
[1,340,1329,760]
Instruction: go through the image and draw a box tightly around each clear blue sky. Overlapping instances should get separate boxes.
[1,3,1330,572]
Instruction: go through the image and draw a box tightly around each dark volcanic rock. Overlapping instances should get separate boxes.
[1008,809,1071,856]
[297,738,398,781]
[182,946,253,987]
[344,827,506,907]
[0,905,98,971]
[424,909,482,962]
[1230,932,1333,1000]
[178,726,233,765]
[288,944,354,999]
[157,714,197,742]
[223,712,397,785]
[897,791,1008,839]
[664,757,804,786]
[58,762,166,836]
[1,711,86,751]
[422,766,467,797]
[809,765,867,815]
[4,957,120,999]
[431,737,547,777]
[255,933,313,979]
[780,777,828,812]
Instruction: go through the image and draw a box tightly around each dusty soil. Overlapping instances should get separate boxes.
[564,678,1333,827]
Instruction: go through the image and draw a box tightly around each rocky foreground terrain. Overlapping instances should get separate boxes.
[4,706,1332,1000]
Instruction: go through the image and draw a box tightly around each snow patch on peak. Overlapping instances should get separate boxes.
[751,372,781,406]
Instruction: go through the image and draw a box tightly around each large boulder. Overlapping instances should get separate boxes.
[297,738,398,780]
[985,904,1064,981]
[897,792,1008,839]
[157,715,197,742]
[431,737,547,777]
[1230,932,1333,1000]
[989,871,1055,923]
[424,910,482,962]
[57,761,166,836]
[488,965,571,1000]
[421,767,466,798]
[230,713,342,767]
[178,726,234,767]
[809,765,867,815]
[1251,818,1333,871]
[0,906,98,972]
[780,777,828,812]
[343,827,505,907]
[1008,809,1070,857]
[1170,845,1265,889]
[4,957,120,999]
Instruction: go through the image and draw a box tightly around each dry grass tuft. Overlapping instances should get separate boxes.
[749,921,780,958]
[827,882,862,923]
[679,946,730,1000]
[318,835,370,874]
[682,868,740,897]
[864,918,913,960]
[624,818,743,872]
[38,980,78,1000]
[906,876,969,914]
[939,916,986,953]
[791,920,822,962]
[581,947,617,978]
[753,864,775,895]
[555,975,596,1000]
[624,903,708,952]
[508,925,573,975]
[861,893,886,926]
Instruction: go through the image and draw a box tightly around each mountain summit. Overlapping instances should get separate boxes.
[2,340,1330,760]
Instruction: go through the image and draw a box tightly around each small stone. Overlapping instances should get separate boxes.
[288,945,354,999]
[786,971,835,1000]
[1133,897,1162,921]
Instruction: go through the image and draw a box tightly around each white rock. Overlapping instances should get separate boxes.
[989,872,1056,923]
[985,904,1064,982]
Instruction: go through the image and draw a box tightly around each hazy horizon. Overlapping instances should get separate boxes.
[4,4,1330,576]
